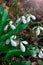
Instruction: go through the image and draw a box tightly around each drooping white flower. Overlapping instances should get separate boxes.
[20,42,26,52]
[4,24,9,31]
[40,27,43,30]
[22,41,28,44]
[38,49,43,58]
[16,18,21,23]
[22,15,31,24]
[10,25,16,30]
[10,39,19,47]
[36,27,40,36]
[16,14,36,24]
[27,16,30,23]
[20,41,28,52]
[9,21,13,25]
[6,39,10,45]
[22,16,27,24]
[10,35,28,52]
[9,21,16,30]
[33,26,43,36]
[30,14,36,20]
[10,35,19,47]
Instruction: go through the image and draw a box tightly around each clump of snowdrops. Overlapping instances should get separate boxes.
[0,3,43,65]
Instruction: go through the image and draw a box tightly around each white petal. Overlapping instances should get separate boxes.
[9,21,13,25]
[22,41,28,44]
[16,18,21,23]
[6,39,10,45]
[10,24,16,30]
[41,49,43,51]
[22,16,26,19]
[30,14,36,20]
[4,25,9,31]
[20,43,26,52]
[40,27,43,30]
[11,35,16,39]
[22,16,27,24]
[11,39,19,47]
[11,35,14,39]
[27,16,30,23]
[38,50,43,58]
[36,27,40,36]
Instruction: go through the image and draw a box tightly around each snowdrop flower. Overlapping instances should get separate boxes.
[22,14,36,24]
[30,14,36,20]
[4,24,9,31]
[16,18,21,23]
[22,41,28,44]
[22,16,31,24]
[38,49,43,58]
[10,36,28,52]
[22,16,27,24]
[20,41,28,52]
[33,26,43,36]
[6,39,10,45]
[11,39,19,47]
[26,14,36,20]
[16,14,36,24]
[9,21,13,24]
[27,16,30,23]
[9,21,16,30]
[10,25,16,30]
[20,42,25,52]
[36,27,40,36]
[10,35,19,47]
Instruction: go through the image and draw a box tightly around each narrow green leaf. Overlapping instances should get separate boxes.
[4,49,36,61]
[0,10,8,36]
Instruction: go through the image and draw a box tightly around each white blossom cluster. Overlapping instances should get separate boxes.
[6,35,28,52]
[4,21,16,31]
[16,14,43,36]
[4,14,43,53]
[16,14,36,24]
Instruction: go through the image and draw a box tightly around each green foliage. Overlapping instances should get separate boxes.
[0,3,43,65]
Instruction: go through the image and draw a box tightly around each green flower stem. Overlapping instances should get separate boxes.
[30,22,41,25]
[0,10,8,36]
[4,50,36,61]
[0,24,28,42]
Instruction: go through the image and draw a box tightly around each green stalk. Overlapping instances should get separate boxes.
[30,21,41,25]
